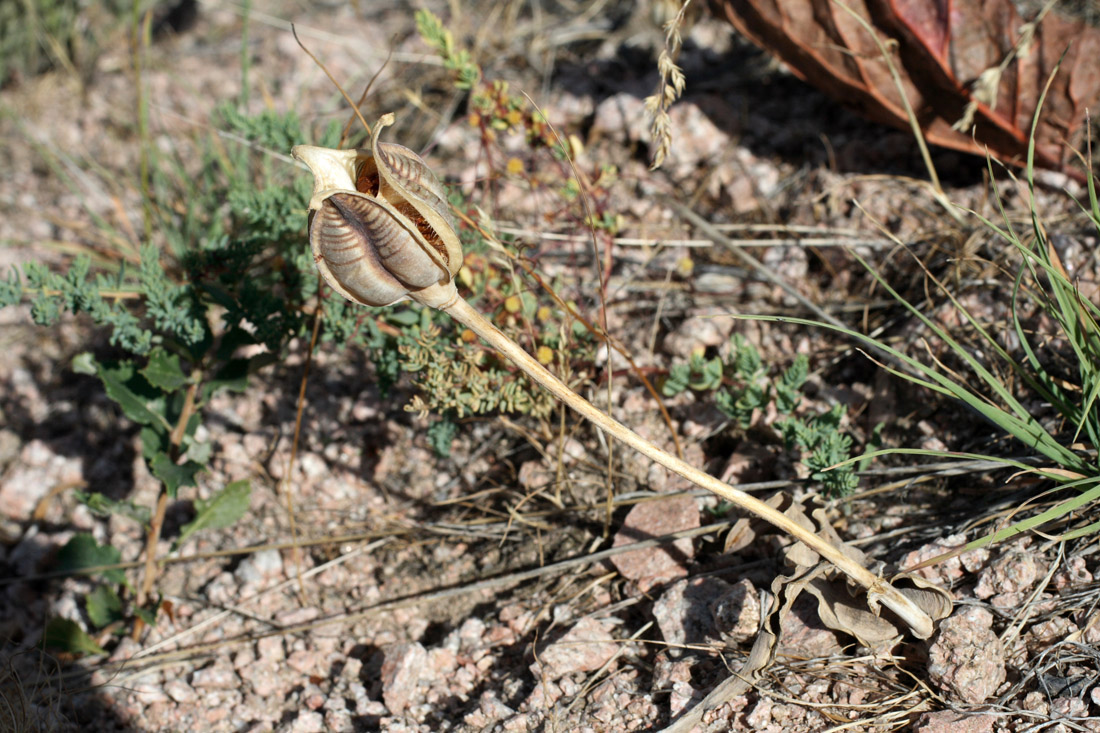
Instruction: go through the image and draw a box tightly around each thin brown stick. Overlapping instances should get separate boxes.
[135,491,168,619]
[339,46,393,148]
[291,24,372,138]
[135,377,199,615]
[284,278,327,601]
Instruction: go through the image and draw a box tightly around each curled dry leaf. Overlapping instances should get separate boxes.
[708,0,1100,175]
[665,493,953,733]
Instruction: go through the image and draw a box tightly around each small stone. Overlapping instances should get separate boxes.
[287,648,323,675]
[275,607,320,626]
[163,679,197,704]
[610,495,699,593]
[901,533,989,585]
[1052,556,1092,590]
[662,308,734,359]
[298,453,327,480]
[653,651,696,717]
[777,596,845,659]
[191,660,239,690]
[324,707,354,732]
[0,440,83,520]
[532,617,618,681]
[927,607,1005,704]
[303,683,325,710]
[381,642,429,714]
[975,544,1043,599]
[653,577,731,657]
[239,660,282,698]
[711,578,761,643]
[912,710,996,733]
[234,548,283,585]
[290,711,324,733]
[341,657,362,680]
[257,636,285,661]
[1052,695,1088,718]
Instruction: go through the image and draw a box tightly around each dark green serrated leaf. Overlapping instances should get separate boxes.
[176,480,251,548]
[96,361,170,430]
[85,585,124,628]
[133,605,158,627]
[202,358,250,400]
[55,534,125,585]
[42,618,106,656]
[149,452,203,498]
[140,425,169,462]
[142,348,188,392]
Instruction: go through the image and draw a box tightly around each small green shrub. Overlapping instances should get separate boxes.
[1,104,342,642]
[662,335,873,496]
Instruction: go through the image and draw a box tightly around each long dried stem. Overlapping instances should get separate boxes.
[440,295,934,639]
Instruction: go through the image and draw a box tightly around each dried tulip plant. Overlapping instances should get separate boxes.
[291,114,941,639]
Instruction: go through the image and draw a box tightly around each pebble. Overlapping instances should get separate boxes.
[610,495,699,592]
[927,606,1005,704]
[531,617,618,681]
[257,636,285,661]
[711,578,761,643]
[289,711,324,733]
[912,710,996,732]
[191,660,239,690]
[381,642,429,714]
[163,678,197,704]
[653,577,730,657]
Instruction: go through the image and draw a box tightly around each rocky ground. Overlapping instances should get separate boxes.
[2,1,1100,731]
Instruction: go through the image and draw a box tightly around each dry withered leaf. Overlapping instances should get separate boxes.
[708,0,1100,175]
[666,494,952,733]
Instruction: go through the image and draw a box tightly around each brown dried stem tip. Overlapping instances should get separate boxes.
[291,115,938,640]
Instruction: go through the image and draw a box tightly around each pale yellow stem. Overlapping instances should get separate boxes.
[439,294,934,639]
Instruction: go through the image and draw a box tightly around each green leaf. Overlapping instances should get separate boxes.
[133,604,158,627]
[176,480,251,548]
[42,618,106,656]
[72,352,97,375]
[85,585,124,628]
[55,534,125,585]
[140,425,169,461]
[149,452,203,498]
[202,357,252,400]
[142,348,188,392]
[74,491,151,526]
[662,363,691,397]
[94,359,171,430]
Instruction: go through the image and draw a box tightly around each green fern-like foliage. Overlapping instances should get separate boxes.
[663,334,865,497]
[401,315,557,420]
[415,9,480,90]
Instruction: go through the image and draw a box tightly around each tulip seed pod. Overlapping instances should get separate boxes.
[292,114,463,309]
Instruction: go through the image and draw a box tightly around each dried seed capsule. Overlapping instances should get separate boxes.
[292,114,463,309]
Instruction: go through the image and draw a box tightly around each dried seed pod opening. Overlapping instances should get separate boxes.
[309,193,412,307]
[355,158,381,198]
[292,114,465,310]
[368,115,463,278]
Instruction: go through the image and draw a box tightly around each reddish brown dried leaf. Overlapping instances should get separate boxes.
[709,0,1100,175]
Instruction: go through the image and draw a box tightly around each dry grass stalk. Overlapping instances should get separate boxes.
[645,0,692,170]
